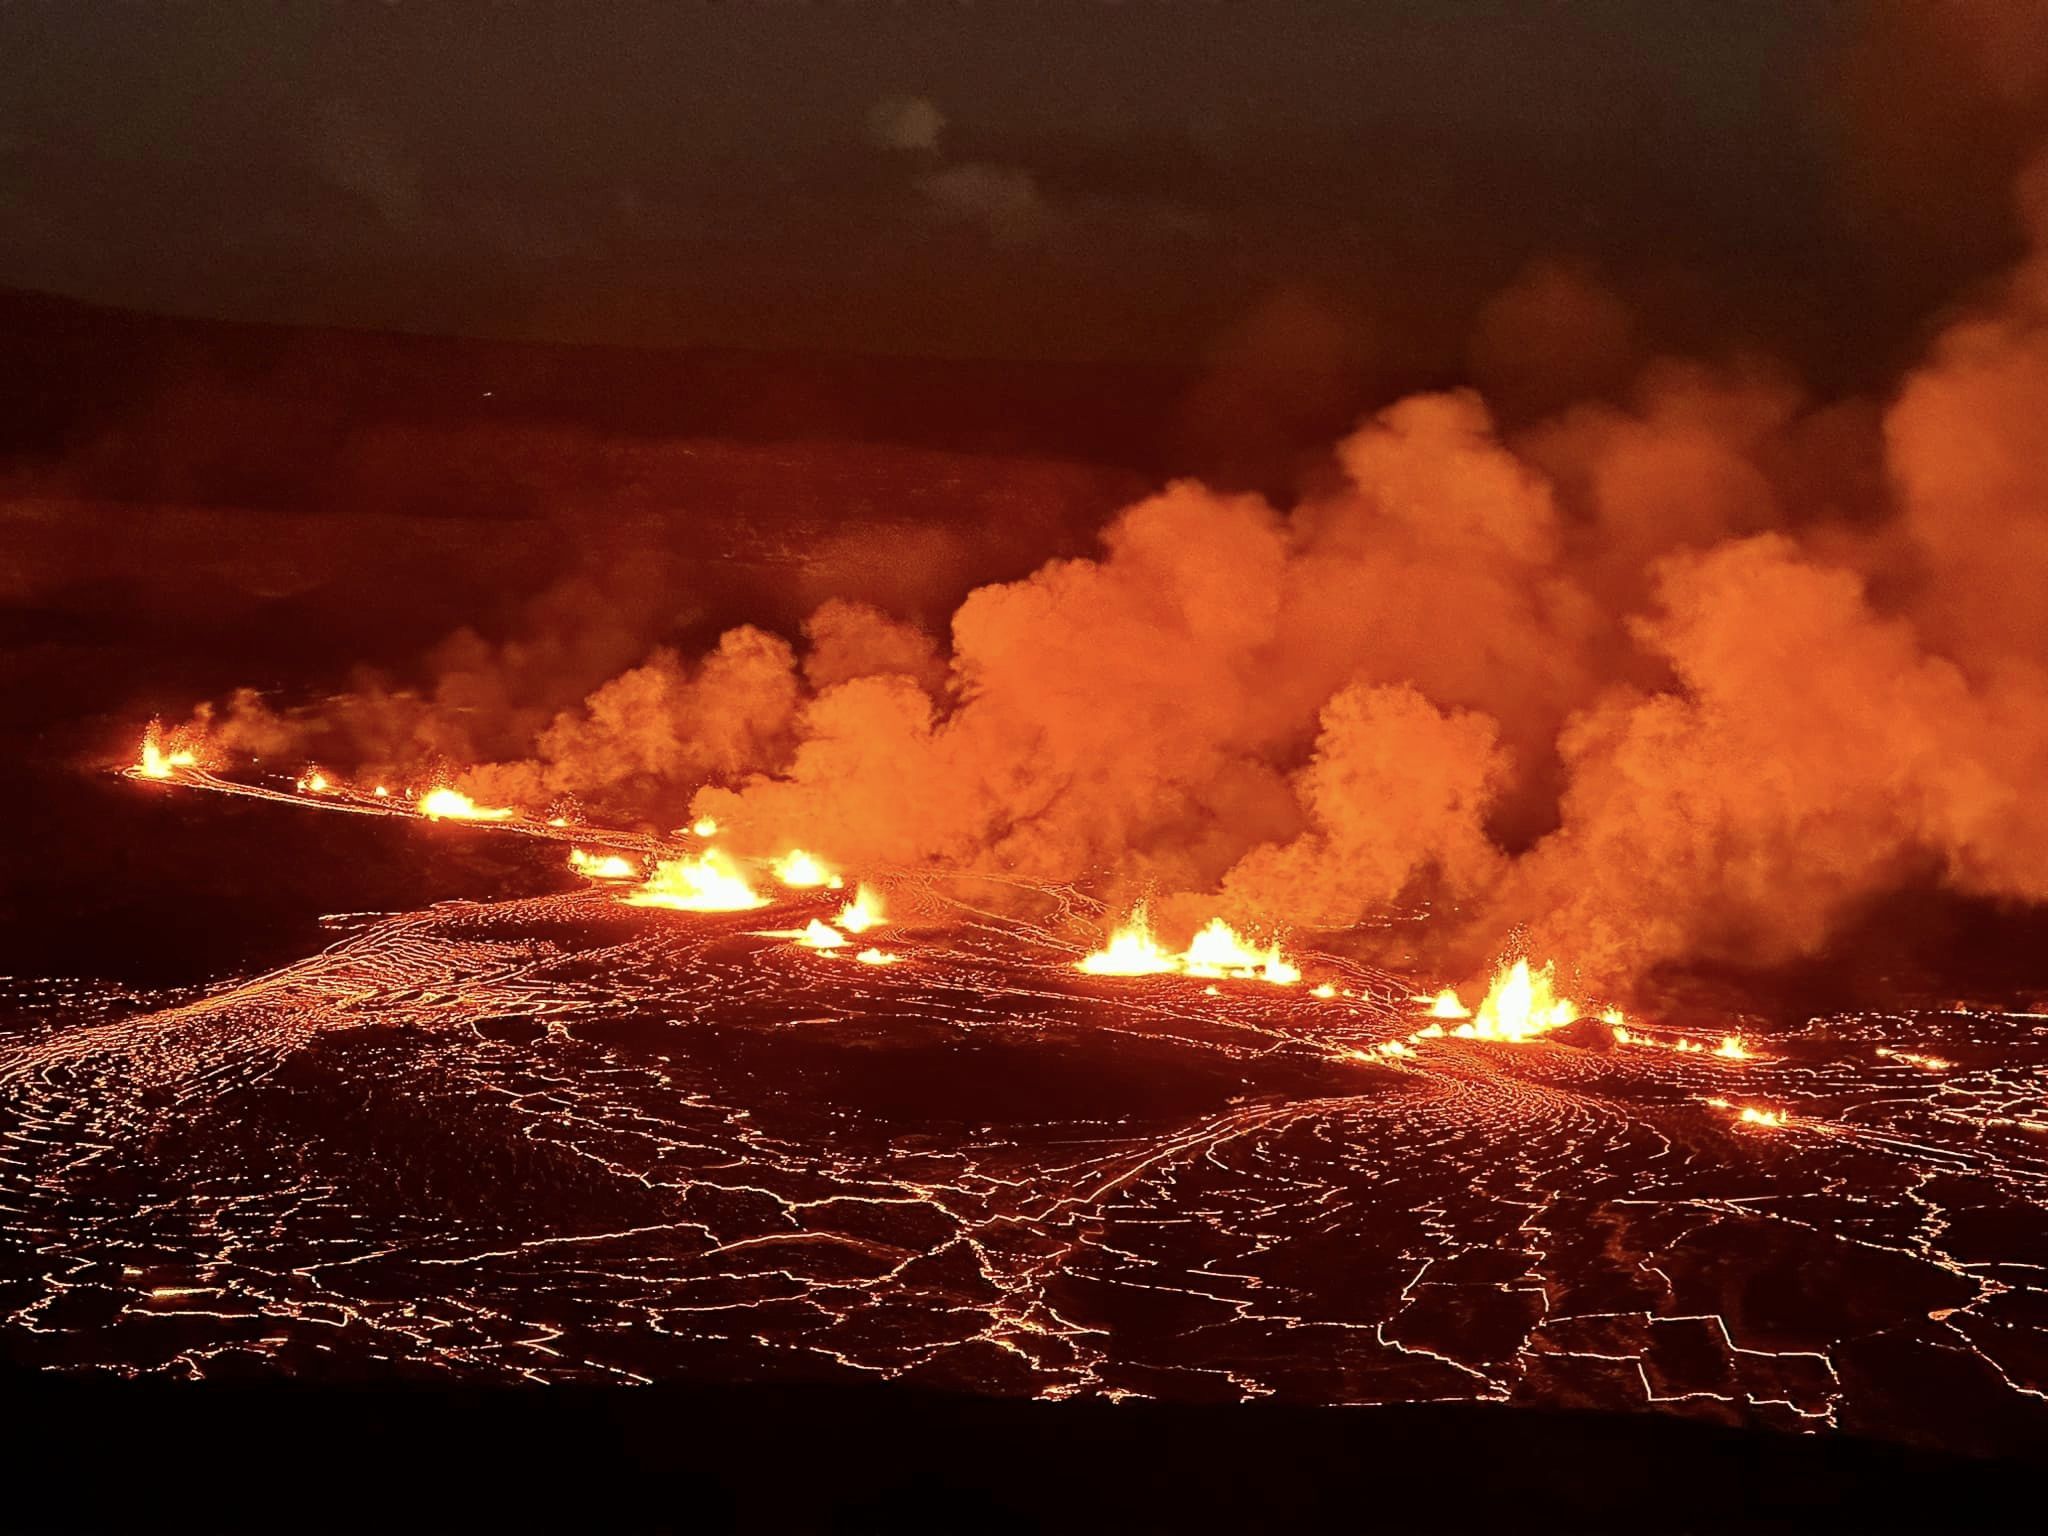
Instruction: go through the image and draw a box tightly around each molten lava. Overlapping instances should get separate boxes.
[1878,1047,1954,1072]
[1423,989,1472,1020]
[855,947,900,965]
[568,848,638,881]
[1456,959,1578,1042]
[624,851,768,912]
[1077,905,1180,976]
[837,885,885,933]
[1078,908,1300,984]
[418,787,516,822]
[1180,918,1302,985]
[132,722,200,780]
[773,849,841,889]
[797,918,847,949]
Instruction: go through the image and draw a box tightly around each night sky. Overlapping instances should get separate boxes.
[4,1,2042,377]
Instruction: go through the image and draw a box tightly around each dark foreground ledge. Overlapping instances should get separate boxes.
[1,1375,2037,1532]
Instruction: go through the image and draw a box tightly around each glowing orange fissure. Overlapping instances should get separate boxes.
[129,722,1784,1057]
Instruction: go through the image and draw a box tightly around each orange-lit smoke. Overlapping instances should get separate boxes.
[142,144,2048,997]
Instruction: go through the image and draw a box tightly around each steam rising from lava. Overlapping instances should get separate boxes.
[141,148,2048,996]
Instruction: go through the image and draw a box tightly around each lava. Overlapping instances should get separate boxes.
[1879,1047,1954,1072]
[1455,959,1578,1043]
[132,721,200,780]
[836,885,886,933]
[1422,988,1472,1020]
[1079,907,1301,984]
[295,769,332,794]
[797,919,847,950]
[568,848,638,881]
[417,787,516,822]
[624,851,769,912]
[1180,918,1301,985]
[773,849,842,889]
[1077,905,1180,976]
[81,736,2048,1438]
[1704,1096,1791,1129]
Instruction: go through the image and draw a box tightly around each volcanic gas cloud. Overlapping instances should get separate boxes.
[152,151,2048,999]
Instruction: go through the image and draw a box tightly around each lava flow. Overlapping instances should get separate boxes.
[35,726,2048,1447]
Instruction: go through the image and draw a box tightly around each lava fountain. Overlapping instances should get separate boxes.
[837,885,886,933]
[1453,959,1579,1043]
[624,851,769,912]
[417,787,516,822]
[1079,906,1301,984]
[132,721,200,780]
[772,849,842,889]
[568,848,639,881]
[1077,905,1180,976]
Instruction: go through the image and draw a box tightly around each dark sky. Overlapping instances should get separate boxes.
[2,1,2042,372]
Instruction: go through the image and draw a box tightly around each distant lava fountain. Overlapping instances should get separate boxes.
[568,848,638,881]
[624,851,768,912]
[1179,917,1302,985]
[796,919,847,950]
[131,721,200,780]
[772,849,842,889]
[1079,906,1301,984]
[1077,906,1180,976]
[1423,988,1472,1020]
[836,885,885,933]
[1440,959,1580,1043]
[417,787,516,822]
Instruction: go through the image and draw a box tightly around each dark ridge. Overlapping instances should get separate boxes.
[4,1375,2038,1532]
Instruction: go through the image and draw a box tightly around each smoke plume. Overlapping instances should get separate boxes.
[163,141,2048,997]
